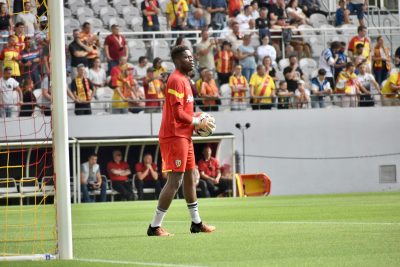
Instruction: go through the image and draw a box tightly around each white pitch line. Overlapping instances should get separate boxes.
[75,220,400,226]
[76,258,207,267]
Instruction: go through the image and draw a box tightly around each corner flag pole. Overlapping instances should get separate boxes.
[48,0,73,259]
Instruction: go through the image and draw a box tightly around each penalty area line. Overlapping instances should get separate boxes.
[75,258,207,267]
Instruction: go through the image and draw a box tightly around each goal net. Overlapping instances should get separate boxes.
[0,0,70,261]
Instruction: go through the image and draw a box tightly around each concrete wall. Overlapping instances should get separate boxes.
[2,107,400,195]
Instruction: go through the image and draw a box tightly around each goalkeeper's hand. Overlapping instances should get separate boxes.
[198,117,215,132]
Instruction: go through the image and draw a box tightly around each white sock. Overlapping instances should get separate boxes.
[150,207,167,228]
[187,202,201,224]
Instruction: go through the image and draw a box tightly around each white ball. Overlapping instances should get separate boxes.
[194,112,216,137]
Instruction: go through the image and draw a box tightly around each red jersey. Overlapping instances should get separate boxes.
[159,70,194,141]
[135,162,158,180]
[107,161,130,182]
[215,50,234,74]
[143,77,163,107]
[104,34,127,61]
[198,157,220,178]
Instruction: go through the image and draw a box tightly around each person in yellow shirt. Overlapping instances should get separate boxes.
[381,69,400,106]
[249,64,275,110]
[229,65,248,111]
[165,0,189,31]
[336,62,361,107]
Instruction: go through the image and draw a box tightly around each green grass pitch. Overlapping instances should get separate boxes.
[3,192,400,267]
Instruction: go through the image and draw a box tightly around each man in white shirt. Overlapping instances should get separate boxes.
[319,41,340,89]
[256,35,277,65]
[133,56,152,81]
[357,63,380,107]
[294,80,311,109]
[235,5,254,31]
[0,67,22,118]
[15,1,38,36]
[81,153,107,203]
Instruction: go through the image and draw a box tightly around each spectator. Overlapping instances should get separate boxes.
[150,59,165,80]
[187,8,207,30]
[229,65,249,111]
[0,3,12,50]
[112,68,138,114]
[200,69,220,111]
[104,24,128,74]
[88,57,107,88]
[395,46,400,68]
[135,153,162,200]
[133,56,152,81]
[336,62,360,107]
[276,80,293,109]
[335,0,351,26]
[251,1,260,19]
[79,22,100,69]
[310,69,332,108]
[69,29,91,79]
[300,0,328,17]
[269,0,288,22]
[14,22,25,53]
[198,145,230,197]
[319,41,341,89]
[174,35,193,52]
[176,165,211,198]
[237,34,257,82]
[34,15,49,45]
[0,36,21,81]
[143,67,164,113]
[357,63,380,107]
[193,0,211,25]
[0,66,22,118]
[39,34,50,77]
[372,36,391,85]
[70,64,94,115]
[208,0,227,31]
[257,35,277,65]
[284,55,305,92]
[15,1,37,36]
[226,21,244,51]
[255,7,270,39]
[195,67,208,101]
[215,41,235,85]
[294,80,311,108]
[107,150,135,201]
[249,64,276,110]
[110,56,133,88]
[286,0,310,25]
[196,29,217,71]
[228,0,244,18]
[334,41,348,82]
[19,78,36,117]
[41,74,51,116]
[348,25,370,64]
[80,153,107,203]
[165,0,189,31]
[128,84,146,114]
[141,0,161,32]
[347,0,367,26]
[381,68,400,106]
[262,56,278,81]
[19,37,41,88]
[236,5,254,31]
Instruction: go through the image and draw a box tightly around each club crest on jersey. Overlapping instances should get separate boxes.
[187,95,194,103]
[175,160,182,168]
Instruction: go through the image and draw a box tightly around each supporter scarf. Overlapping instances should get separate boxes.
[145,0,157,26]
[231,75,246,99]
[373,46,390,70]
[257,75,271,102]
[118,76,133,98]
[75,78,92,101]
[172,0,184,27]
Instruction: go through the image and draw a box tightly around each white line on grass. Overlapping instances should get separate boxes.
[76,258,207,267]
[75,221,400,226]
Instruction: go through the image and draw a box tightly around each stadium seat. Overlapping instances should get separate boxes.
[100,6,118,26]
[84,17,104,31]
[108,17,127,31]
[278,58,290,71]
[299,57,318,79]
[219,83,231,112]
[96,87,114,113]
[128,39,147,62]
[338,24,357,43]
[130,17,143,32]
[113,0,132,14]
[297,24,316,43]
[123,6,141,24]
[67,0,86,13]
[152,39,170,61]
[90,0,109,15]
[64,18,80,33]
[310,13,328,27]
[250,34,261,49]
[275,70,284,81]
[0,178,24,205]
[158,16,168,31]
[64,8,72,17]
[309,36,325,57]
[159,0,169,12]
[77,6,95,24]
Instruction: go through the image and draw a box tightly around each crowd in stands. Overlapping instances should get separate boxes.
[80,145,230,202]
[1,0,400,118]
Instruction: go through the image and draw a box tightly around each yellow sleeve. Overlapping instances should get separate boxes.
[165,2,172,14]
[228,76,234,87]
[249,74,257,86]
[182,0,189,12]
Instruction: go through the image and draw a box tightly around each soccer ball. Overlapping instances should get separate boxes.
[194,112,216,137]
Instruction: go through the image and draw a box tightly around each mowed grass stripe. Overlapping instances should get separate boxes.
[2,192,400,267]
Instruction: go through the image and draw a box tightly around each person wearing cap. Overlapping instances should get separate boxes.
[143,67,164,113]
[215,40,235,85]
[336,62,360,107]
[294,79,311,109]
[0,66,22,118]
[15,1,37,36]
[34,15,48,44]
[70,63,94,115]
[229,65,249,111]
[381,68,400,106]
[310,69,332,108]
[104,24,128,75]
[0,35,21,80]
[249,64,276,110]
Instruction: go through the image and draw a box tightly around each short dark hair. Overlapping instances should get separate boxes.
[279,80,287,86]
[330,41,341,50]
[318,69,326,75]
[346,62,354,68]
[170,45,190,63]
[139,56,148,63]
[355,43,364,49]
[357,25,367,33]
[289,54,297,60]
[88,153,98,158]
[82,22,90,28]
[15,22,24,27]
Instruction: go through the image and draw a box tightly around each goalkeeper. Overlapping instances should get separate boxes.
[147,45,215,236]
